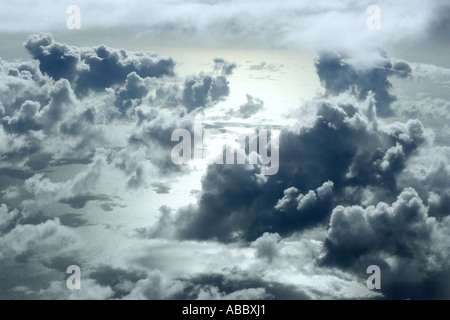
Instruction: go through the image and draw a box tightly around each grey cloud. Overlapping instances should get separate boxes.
[123,270,186,300]
[59,193,113,210]
[322,188,450,299]
[0,218,80,263]
[0,203,19,232]
[57,213,89,228]
[177,273,309,300]
[148,93,428,243]
[24,33,175,97]
[152,182,171,194]
[196,286,271,300]
[1,74,106,169]
[89,265,146,299]
[182,73,230,112]
[19,152,107,217]
[273,181,334,233]
[250,232,280,263]
[0,59,51,122]
[213,57,237,75]
[115,72,150,114]
[236,94,264,119]
[249,61,283,72]
[315,51,412,117]
[24,33,80,83]
[397,145,450,220]
[7,100,42,133]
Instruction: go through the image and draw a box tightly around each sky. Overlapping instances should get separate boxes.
[0,0,450,300]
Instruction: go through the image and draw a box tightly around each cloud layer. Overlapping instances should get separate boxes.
[0,22,449,301]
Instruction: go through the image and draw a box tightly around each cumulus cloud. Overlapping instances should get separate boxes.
[315,51,412,117]
[0,218,80,263]
[322,188,450,298]
[181,73,230,112]
[123,270,186,300]
[0,203,19,231]
[24,33,175,97]
[146,91,430,243]
[250,232,281,263]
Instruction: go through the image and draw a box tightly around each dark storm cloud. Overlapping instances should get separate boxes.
[115,72,150,114]
[325,188,433,266]
[0,203,19,232]
[89,265,146,299]
[57,213,89,228]
[3,34,235,179]
[315,51,412,117]
[182,73,230,112]
[175,272,310,300]
[24,33,175,97]
[24,33,80,82]
[273,181,334,233]
[322,188,450,299]
[1,27,449,300]
[146,92,429,243]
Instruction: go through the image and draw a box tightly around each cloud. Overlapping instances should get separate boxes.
[89,265,146,299]
[40,279,114,300]
[0,218,80,263]
[20,151,107,217]
[147,91,430,243]
[115,72,151,115]
[315,50,412,117]
[0,203,19,231]
[182,73,230,112]
[123,270,186,300]
[273,181,334,233]
[322,187,450,298]
[235,94,264,119]
[24,33,175,97]
[213,58,237,76]
[3,0,449,54]
[250,232,281,263]
[249,61,283,72]
[196,286,272,300]
[0,17,449,300]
